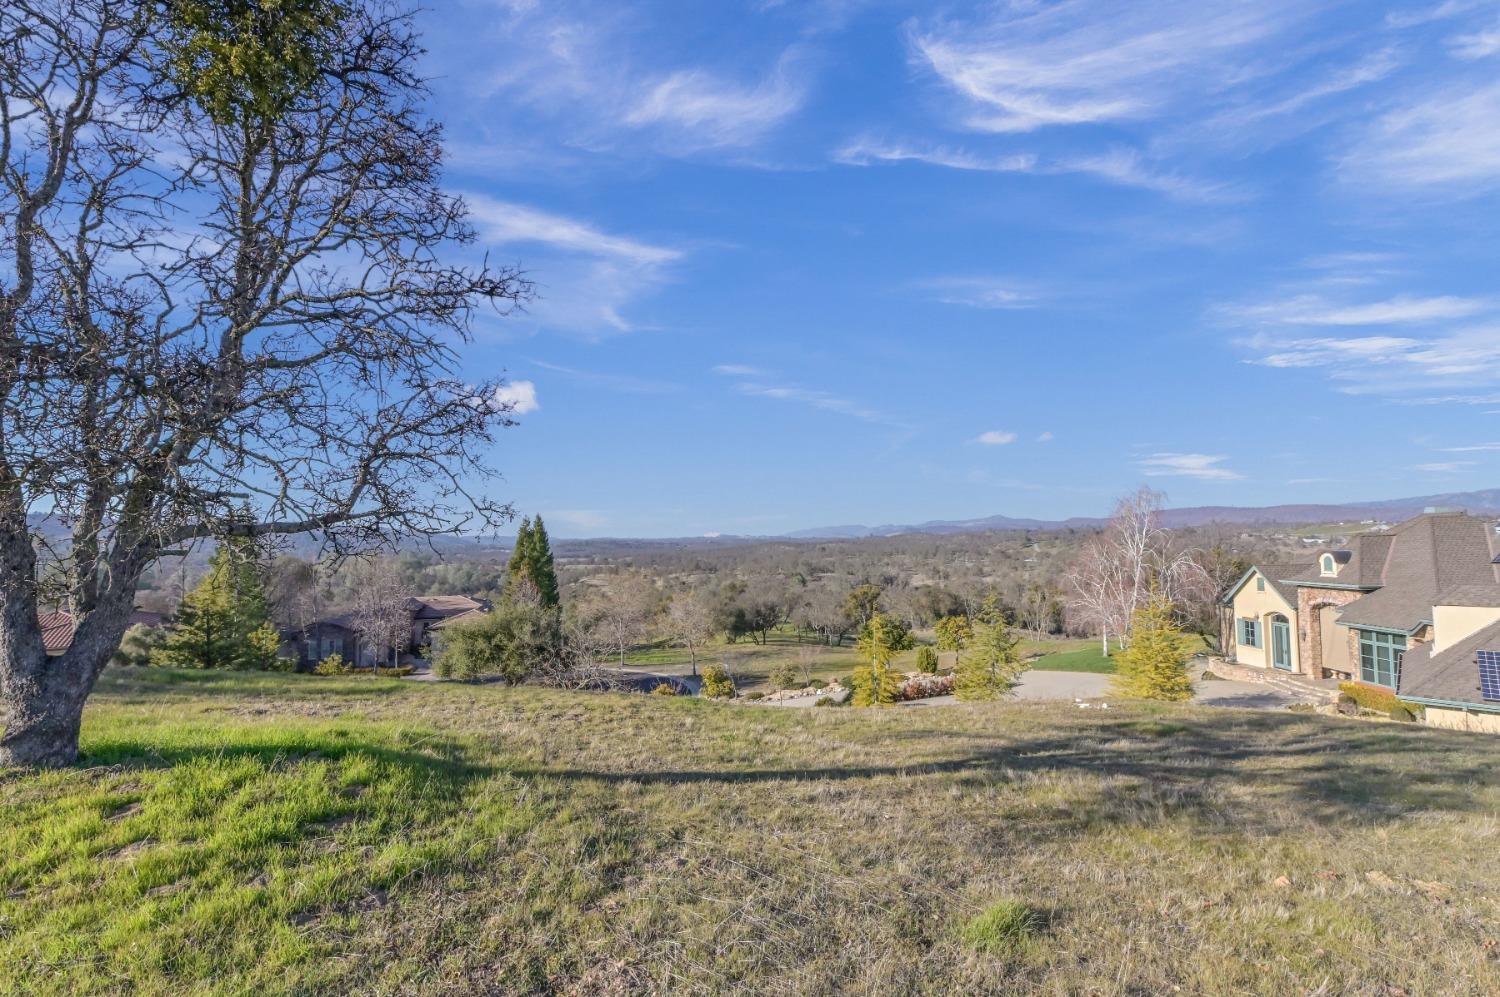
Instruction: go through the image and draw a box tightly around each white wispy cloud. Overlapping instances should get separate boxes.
[462,6,807,160]
[974,430,1017,445]
[1450,22,1500,59]
[1439,442,1500,452]
[1137,453,1244,481]
[1224,293,1488,327]
[531,360,681,395]
[917,276,1039,310]
[835,138,1037,172]
[493,380,540,414]
[1414,461,1477,472]
[625,53,807,150]
[464,194,680,266]
[835,138,1230,201]
[463,195,681,335]
[715,365,909,430]
[1342,79,1500,190]
[908,2,1305,134]
[1037,431,1055,443]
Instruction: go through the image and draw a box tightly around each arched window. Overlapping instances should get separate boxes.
[1320,553,1336,577]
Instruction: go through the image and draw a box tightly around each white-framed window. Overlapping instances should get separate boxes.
[1256,575,1266,592]
[1239,619,1262,648]
[1320,554,1336,577]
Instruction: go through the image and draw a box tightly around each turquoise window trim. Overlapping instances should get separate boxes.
[1358,629,1406,688]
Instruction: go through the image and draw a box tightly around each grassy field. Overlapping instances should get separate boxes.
[630,632,1212,686]
[3,669,1499,994]
[1027,634,1214,675]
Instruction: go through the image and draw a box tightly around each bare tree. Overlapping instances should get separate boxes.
[0,2,531,765]
[665,588,717,676]
[1063,488,1199,654]
[348,559,409,670]
[581,575,655,668]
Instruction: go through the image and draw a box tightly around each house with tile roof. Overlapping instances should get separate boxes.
[1221,511,1500,696]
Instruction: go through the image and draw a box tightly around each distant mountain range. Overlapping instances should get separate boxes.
[782,488,1500,539]
[28,488,1500,550]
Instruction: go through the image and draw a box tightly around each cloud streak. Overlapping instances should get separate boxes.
[1137,453,1244,481]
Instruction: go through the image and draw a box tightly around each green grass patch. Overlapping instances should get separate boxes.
[3,667,1498,993]
[1028,647,1118,673]
[960,899,1044,957]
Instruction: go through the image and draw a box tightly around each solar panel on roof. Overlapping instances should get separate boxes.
[1480,650,1500,702]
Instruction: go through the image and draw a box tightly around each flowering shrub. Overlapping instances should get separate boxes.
[898,673,955,701]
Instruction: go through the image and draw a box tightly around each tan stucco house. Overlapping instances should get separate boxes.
[1221,512,1500,698]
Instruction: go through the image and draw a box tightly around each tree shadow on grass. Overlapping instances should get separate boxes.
[507,712,1500,835]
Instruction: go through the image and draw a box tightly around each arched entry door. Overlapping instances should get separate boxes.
[1270,614,1293,671]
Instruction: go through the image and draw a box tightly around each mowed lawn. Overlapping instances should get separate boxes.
[622,630,1201,688]
[4,670,1500,994]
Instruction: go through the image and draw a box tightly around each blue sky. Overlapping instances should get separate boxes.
[418,0,1500,537]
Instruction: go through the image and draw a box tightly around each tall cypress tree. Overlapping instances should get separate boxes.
[529,516,560,608]
[506,516,534,599]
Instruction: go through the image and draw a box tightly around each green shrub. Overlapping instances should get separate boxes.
[111,624,166,667]
[768,660,801,691]
[433,603,562,683]
[915,645,939,674]
[701,662,736,699]
[651,682,680,696]
[744,691,765,701]
[1389,704,1416,723]
[1339,681,1398,713]
[314,653,350,675]
[814,696,835,707]
[960,899,1043,957]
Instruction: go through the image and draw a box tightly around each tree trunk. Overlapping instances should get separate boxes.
[2,593,132,768]
[1,641,114,768]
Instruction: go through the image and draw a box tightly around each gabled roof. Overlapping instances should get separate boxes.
[1332,513,1500,633]
[1222,560,1316,607]
[404,595,489,619]
[1435,583,1500,608]
[1280,536,1391,589]
[1399,618,1500,709]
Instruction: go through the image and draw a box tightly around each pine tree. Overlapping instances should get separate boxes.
[505,515,560,608]
[852,612,903,707]
[153,538,277,670]
[529,516,560,608]
[1112,593,1193,701]
[955,612,1024,701]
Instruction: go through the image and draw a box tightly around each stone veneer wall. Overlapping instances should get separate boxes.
[1295,586,1364,679]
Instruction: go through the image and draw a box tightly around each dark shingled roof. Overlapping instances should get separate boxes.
[1399,618,1500,707]
[1434,583,1500,608]
[1333,513,1500,633]
[1254,561,1317,606]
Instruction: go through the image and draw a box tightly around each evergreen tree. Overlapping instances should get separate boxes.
[153,538,277,670]
[506,516,534,595]
[504,515,560,608]
[1112,594,1193,701]
[955,612,1024,701]
[529,516,560,608]
[852,612,903,707]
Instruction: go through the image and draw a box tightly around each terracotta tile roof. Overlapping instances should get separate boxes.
[39,609,166,655]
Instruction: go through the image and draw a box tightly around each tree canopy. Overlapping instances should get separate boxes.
[0,0,530,766]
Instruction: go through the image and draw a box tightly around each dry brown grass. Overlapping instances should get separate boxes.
[3,667,1498,994]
